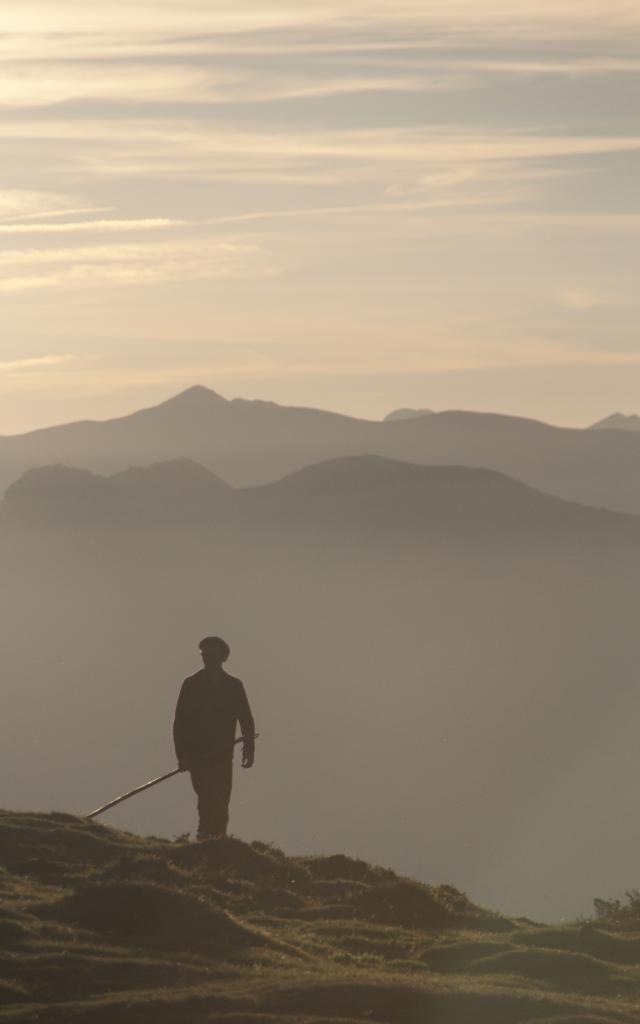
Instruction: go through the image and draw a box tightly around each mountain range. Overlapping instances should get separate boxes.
[4,385,640,512]
[3,454,638,545]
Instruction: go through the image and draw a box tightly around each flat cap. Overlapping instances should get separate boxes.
[199,636,230,659]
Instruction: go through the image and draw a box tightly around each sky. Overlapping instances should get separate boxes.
[1,0,639,432]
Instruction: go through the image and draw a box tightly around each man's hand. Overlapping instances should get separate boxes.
[242,746,255,769]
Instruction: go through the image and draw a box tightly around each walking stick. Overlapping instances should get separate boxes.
[86,734,257,820]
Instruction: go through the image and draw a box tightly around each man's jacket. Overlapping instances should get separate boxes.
[173,668,255,767]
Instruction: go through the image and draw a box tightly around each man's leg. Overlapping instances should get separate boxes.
[190,759,234,839]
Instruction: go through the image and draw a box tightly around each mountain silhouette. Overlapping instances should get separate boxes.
[590,412,640,431]
[384,408,433,422]
[0,458,230,526]
[3,454,637,541]
[4,386,640,512]
[0,385,369,494]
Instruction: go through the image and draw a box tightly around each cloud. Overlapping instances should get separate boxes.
[0,0,634,138]
[0,1,637,76]
[0,63,464,109]
[0,238,270,294]
[2,2,639,38]
[0,65,222,108]
[0,190,101,221]
[447,57,640,76]
[4,121,638,189]
[0,218,182,236]
[204,194,516,228]
[560,289,605,310]
[0,49,635,113]
[0,3,344,37]
[222,73,454,103]
[0,354,76,373]
[360,53,640,77]
[23,340,640,391]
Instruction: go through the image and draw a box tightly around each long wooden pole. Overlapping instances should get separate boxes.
[86,735,255,820]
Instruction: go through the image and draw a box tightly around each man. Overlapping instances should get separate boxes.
[173,636,255,839]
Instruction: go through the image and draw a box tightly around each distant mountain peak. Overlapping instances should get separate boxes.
[111,457,230,490]
[0,458,231,527]
[6,463,105,493]
[158,385,227,408]
[384,408,433,422]
[590,412,640,432]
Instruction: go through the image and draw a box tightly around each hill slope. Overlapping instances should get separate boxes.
[1,810,639,1024]
[5,386,640,511]
[2,454,639,542]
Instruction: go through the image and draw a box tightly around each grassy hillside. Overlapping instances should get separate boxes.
[1,812,639,1023]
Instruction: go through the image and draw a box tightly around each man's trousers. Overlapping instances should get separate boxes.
[189,758,233,839]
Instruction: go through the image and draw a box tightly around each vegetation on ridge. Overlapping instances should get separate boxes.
[1,811,640,1023]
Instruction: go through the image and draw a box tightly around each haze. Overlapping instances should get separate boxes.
[2,389,640,921]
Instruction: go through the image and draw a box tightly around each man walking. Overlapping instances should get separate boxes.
[173,636,255,839]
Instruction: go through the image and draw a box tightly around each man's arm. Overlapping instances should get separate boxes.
[237,681,256,768]
[173,679,193,770]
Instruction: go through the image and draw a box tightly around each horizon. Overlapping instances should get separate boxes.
[0,380,635,437]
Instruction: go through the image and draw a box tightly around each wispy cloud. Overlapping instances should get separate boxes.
[0,1,636,83]
[0,190,99,220]
[3,121,638,189]
[350,53,640,79]
[0,354,76,373]
[0,65,222,108]
[0,64,463,109]
[0,218,182,236]
[1,2,639,38]
[204,194,517,228]
[560,288,606,310]
[0,238,270,293]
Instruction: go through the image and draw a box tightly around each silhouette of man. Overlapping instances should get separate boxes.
[173,636,255,839]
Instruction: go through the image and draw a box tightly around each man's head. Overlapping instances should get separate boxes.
[199,635,230,670]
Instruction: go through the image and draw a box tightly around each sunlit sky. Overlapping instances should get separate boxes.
[1,1,639,432]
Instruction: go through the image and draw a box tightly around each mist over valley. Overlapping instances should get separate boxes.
[3,401,640,921]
